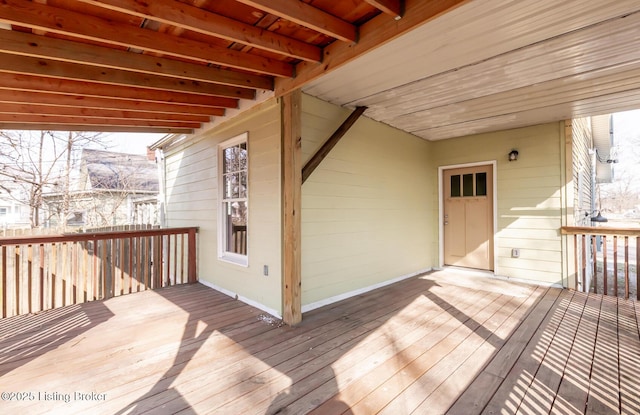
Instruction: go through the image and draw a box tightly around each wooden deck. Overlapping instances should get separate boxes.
[1,269,639,414]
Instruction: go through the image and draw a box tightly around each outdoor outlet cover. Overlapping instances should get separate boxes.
[512,248,520,258]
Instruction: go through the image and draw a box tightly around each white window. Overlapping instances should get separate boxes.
[0,207,7,216]
[218,133,248,265]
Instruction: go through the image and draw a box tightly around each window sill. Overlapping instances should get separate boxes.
[219,254,248,267]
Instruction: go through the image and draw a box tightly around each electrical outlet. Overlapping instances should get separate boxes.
[512,248,520,258]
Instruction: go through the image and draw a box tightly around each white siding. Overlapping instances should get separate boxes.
[163,99,282,315]
[433,123,565,285]
[301,94,434,306]
[570,117,594,225]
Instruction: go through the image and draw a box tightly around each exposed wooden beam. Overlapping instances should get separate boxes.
[365,0,403,19]
[281,89,302,326]
[0,89,226,116]
[0,0,294,77]
[275,0,469,96]
[0,53,255,100]
[233,0,357,43]
[0,29,273,90]
[78,0,322,62]
[0,114,200,129]
[0,74,240,108]
[0,103,212,123]
[0,124,194,134]
[302,106,367,184]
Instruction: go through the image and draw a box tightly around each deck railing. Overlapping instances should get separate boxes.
[0,227,198,318]
[561,226,639,300]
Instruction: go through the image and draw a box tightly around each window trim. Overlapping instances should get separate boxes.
[217,132,249,267]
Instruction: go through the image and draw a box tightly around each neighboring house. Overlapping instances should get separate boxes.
[43,149,159,229]
[152,95,609,323]
[0,190,31,229]
[592,114,616,184]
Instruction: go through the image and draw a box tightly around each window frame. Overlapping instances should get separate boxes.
[217,132,249,266]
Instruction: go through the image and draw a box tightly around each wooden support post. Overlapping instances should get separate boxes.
[281,89,302,325]
[302,106,367,184]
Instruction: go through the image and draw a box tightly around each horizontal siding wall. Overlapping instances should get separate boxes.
[432,122,564,286]
[163,99,282,315]
[570,117,593,225]
[301,94,434,306]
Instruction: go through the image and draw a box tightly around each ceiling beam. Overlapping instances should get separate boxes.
[0,114,201,129]
[0,124,194,134]
[0,0,294,77]
[364,0,403,20]
[0,29,273,90]
[275,0,469,96]
[233,0,357,43]
[0,103,212,123]
[0,53,255,100]
[0,74,240,108]
[78,0,322,62]
[0,89,227,116]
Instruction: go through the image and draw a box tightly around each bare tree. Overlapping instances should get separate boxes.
[598,114,640,216]
[0,130,106,228]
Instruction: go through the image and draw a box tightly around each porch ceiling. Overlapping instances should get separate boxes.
[3,1,639,139]
[304,0,640,141]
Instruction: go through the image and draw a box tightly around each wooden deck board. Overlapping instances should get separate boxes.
[586,295,620,414]
[617,298,640,415]
[515,290,585,414]
[551,293,601,415]
[0,270,638,415]
[302,289,498,415]
[377,292,516,414]
[307,288,501,415]
[480,288,565,414]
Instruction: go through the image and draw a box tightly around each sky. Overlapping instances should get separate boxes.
[611,109,640,178]
[105,132,167,154]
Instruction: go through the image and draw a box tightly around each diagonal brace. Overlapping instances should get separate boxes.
[301,106,367,184]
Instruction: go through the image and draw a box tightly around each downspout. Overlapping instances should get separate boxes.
[156,148,168,228]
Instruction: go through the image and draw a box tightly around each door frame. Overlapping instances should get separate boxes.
[438,160,498,272]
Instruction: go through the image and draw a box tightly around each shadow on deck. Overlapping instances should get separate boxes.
[1,269,639,414]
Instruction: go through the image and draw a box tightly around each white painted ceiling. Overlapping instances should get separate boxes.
[303,0,640,141]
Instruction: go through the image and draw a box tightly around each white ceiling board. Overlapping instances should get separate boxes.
[392,63,640,131]
[304,0,640,104]
[414,89,640,141]
[359,12,640,120]
[303,0,640,141]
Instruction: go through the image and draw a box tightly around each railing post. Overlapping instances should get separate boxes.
[637,236,640,301]
[573,235,578,291]
[1,246,5,318]
[188,228,197,283]
[624,236,629,300]
[613,236,618,297]
[592,235,597,294]
[581,235,586,293]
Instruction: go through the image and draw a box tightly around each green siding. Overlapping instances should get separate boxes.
[164,100,283,315]
[433,122,565,286]
[301,94,434,306]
